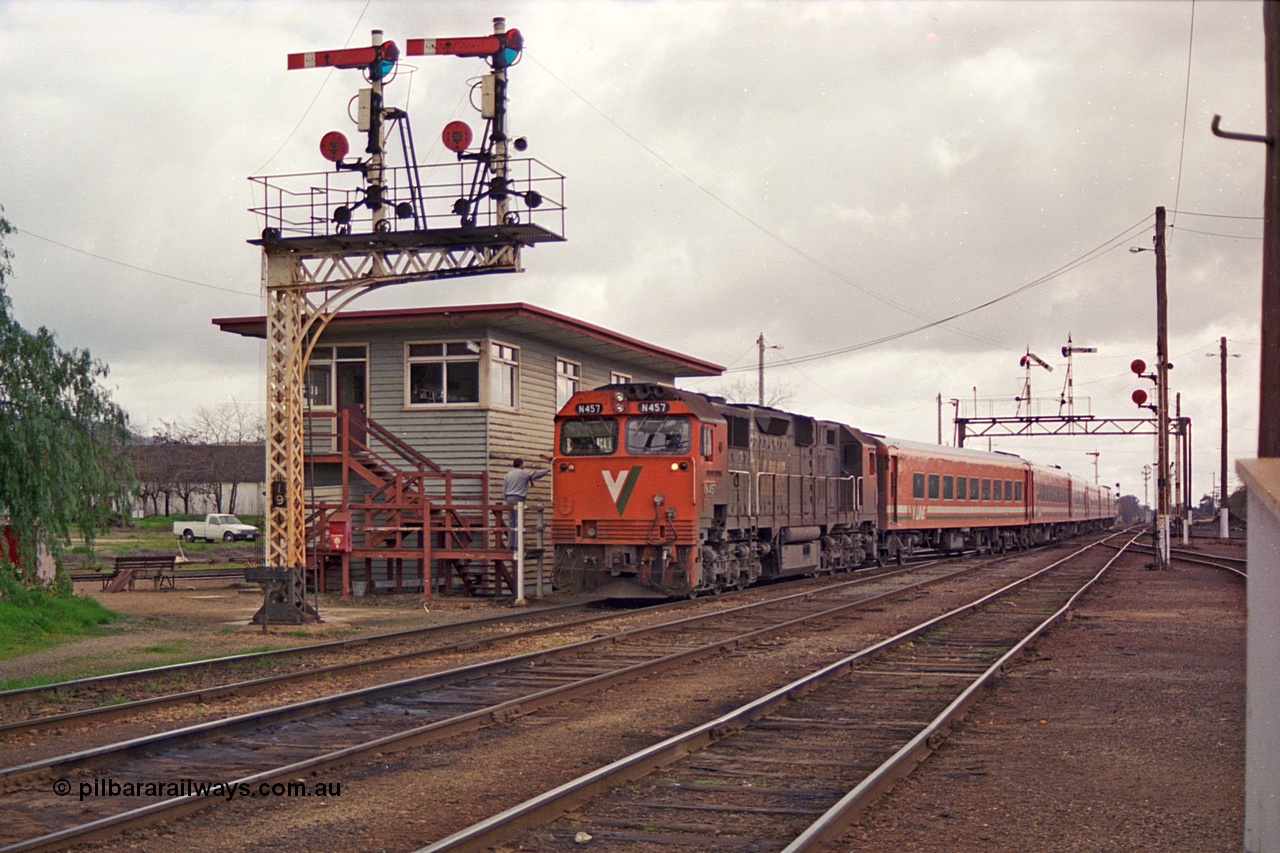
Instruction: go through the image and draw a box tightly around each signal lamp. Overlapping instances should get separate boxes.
[333,206,352,226]
[1131,389,1148,407]
[513,137,528,152]
[1130,358,1147,376]
[320,131,349,163]
[442,120,473,153]
[395,202,413,219]
[525,190,543,208]
[496,29,523,67]
[370,40,399,80]
[452,198,470,216]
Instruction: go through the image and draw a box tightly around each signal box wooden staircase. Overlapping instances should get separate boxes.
[304,409,517,600]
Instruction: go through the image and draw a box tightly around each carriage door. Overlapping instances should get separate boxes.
[336,346,368,449]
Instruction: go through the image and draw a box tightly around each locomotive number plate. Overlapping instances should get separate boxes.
[575,403,604,415]
[637,401,669,414]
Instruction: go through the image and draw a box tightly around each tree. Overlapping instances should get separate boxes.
[0,209,134,585]
[714,377,797,409]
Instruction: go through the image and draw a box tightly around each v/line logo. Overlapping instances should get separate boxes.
[602,467,643,515]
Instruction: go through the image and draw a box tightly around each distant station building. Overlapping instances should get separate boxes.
[214,302,722,596]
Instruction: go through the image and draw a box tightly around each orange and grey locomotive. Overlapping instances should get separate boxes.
[551,384,1113,597]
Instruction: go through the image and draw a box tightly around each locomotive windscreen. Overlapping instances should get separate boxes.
[625,416,692,454]
[561,418,618,455]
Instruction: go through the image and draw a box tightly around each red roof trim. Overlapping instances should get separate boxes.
[213,302,723,376]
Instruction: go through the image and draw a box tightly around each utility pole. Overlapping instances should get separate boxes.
[1142,464,1152,522]
[937,393,943,444]
[1154,206,1171,569]
[758,333,765,406]
[1219,337,1231,536]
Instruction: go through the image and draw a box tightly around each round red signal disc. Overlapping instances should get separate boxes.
[320,131,350,162]
[442,120,473,153]
[1130,358,1147,375]
[1131,389,1148,407]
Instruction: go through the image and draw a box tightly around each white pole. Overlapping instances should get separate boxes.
[515,501,526,605]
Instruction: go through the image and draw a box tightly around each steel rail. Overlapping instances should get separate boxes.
[0,565,937,736]
[415,530,1131,852]
[0,601,588,705]
[782,529,1142,851]
[0,561,974,853]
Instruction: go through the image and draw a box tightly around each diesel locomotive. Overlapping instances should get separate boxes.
[551,384,1114,597]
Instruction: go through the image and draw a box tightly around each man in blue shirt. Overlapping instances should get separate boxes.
[503,457,549,543]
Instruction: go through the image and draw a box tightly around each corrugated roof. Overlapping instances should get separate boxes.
[213,302,723,378]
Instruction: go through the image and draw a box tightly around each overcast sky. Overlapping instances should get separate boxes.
[0,0,1266,503]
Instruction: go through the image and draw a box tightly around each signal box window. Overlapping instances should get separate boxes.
[561,418,617,455]
[913,473,925,499]
[556,359,581,409]
[491,343,519,409]
[407,342,480,405]
[956,476,967,500]
[627,416,692,455]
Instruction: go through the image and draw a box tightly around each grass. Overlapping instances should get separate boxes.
[0,577,121,661]
[68,513,266,567]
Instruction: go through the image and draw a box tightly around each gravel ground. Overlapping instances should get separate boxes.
[5,540,1245,852]
[842,547,1245,852]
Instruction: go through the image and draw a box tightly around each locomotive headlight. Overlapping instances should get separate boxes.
[612,391,625,402]
[586,525,597,538]
[559,462,576,472]
[613,401,626,413]
[670,461,688,471]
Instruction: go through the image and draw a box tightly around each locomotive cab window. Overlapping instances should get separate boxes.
[561,418,618,456]
[626,416,692,455]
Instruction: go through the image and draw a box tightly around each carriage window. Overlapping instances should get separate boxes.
[956,476,967,500]
[943,476,954,500]
[561,418,618,456]
[626,416,692,455]
[1014,482,1023,501]
[913,473,925,499]
[1005,480,1015,501]
[927,474,940,500]
[993,480,1002,501]
[982,478,991,501]
[970,477,980,500]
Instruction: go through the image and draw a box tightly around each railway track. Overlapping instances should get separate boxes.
[420,530,1139,852]
[0,556,999,852]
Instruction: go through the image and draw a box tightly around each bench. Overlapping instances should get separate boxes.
[106,555,178,592]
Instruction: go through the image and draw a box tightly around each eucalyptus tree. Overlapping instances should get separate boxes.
[0,210,134,586]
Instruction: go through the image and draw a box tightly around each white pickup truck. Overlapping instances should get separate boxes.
[173,514,260,543]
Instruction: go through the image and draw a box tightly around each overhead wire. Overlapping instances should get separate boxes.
[721,212,1156,372]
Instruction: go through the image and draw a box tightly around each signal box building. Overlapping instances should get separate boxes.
[215,302,721,597]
